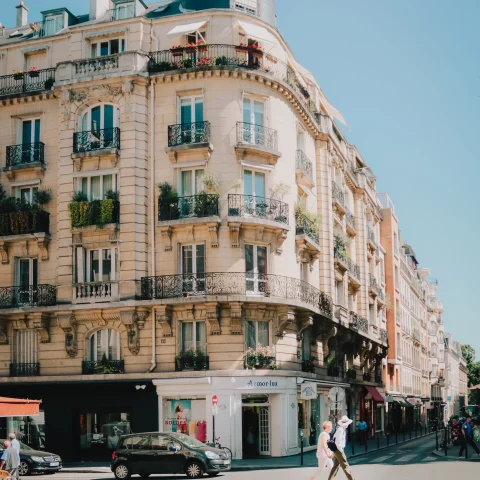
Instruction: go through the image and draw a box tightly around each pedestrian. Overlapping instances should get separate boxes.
[328,415,355,480]
[357,418,367,445]
[309,421,334,480]
[7,434,20,480]
[459,415,480,457]
[0,440,20,479]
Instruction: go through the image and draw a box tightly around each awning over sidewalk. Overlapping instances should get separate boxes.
[390,396,412,408]
[166,21,207,37]
[365,386,385,403]
[0,397,41,417]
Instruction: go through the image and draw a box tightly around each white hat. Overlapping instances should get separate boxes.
[338,415,353,427]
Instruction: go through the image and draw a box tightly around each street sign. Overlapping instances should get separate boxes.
[440,402,447,408]
[212,394,218,406]
[212,405,218,416]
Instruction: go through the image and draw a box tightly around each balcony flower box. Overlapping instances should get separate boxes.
[28,67,40,78]
[13,71,25,81]
[235,44,249,53]
[245,345,277,370]
[175,350,209,371]
[170,46,184,57]
[302,358,315,373]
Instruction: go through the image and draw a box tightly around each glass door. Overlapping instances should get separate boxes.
[180,169,204,217]
[81,105,116,149]
[245,244,267,294]
[16,258,38,306]
[181,244,205,294]
[179,97,204,144]
[258,407,270,455]
[243,170,265,216]
[21,119,41,164]
[243,98,264,144]
[87,249,113,283]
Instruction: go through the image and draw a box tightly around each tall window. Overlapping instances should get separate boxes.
[16,185,38,204]
[15,258,38,305]
[13,330,38,364]
[242,97,265,144]
[76,247,116,284]
[16,118,41,164]
[79,104,120,150]
[245,320,269,349]
[245,244,267,294]
[302,328,312,360]
[179,169,204,196]
[181,244,205,294]
[243,169,266,215]
[75,173,118,201]
[91,38,125,57]
[180,321,206,353]
[177,96,205,144]
[86,329,121,361]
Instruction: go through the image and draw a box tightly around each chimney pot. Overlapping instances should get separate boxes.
[16,1,28,28]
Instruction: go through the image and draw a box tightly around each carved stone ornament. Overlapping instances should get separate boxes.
[156,305,173,337]
[297,314,313,340]
[316,326,337,361]
[71,85,122,103]
[0,322,8,345]
[35,235,50,261]
[229,302,243,335]
[229,223,241,248]
[205,302,221,335]
[57,314,77,357]
[275,229,288,254]
[276,307,296,337]
[0,241,9,264]
[120,309,149,355]
[31,313,50,343]
[160,226,173,251]
[207,223,219,248]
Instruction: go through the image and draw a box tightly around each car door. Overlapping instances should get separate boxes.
[123,435,150,475]
[149,434,185,474]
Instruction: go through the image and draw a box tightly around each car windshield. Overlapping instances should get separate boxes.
[171,434,205,448]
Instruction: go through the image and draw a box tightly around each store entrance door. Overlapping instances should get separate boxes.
[242,404,270,458]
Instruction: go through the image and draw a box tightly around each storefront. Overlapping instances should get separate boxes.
[0,381,158,462]
[360,386,385,438]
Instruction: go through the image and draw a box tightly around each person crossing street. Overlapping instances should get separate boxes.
[459,416,480,457]
[328,416,356,480]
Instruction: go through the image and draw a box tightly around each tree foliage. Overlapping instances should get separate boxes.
[462,344,480,404]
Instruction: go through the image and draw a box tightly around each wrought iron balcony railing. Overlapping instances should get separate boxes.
[73,127,120,153]
[0,285,56,309]
[175,355,209,372]
[159,194,219,221]
[349,311,369,334]
[295,214,319,244]
[367,226,377,247]
[346,256,360,279]
[334,247,347,264]
[295,149,313,181]
[6,142,45,168]
[380,328,388,344]
[10,363,40,377]
[141,273,333,317]
[0,209,50,236]
[228,194,289,225]
[345,208,356,231]
[237,122,278,151]
[0,68,55,98]
[74,55,119,75]
[332,182,344,206]
[74,282,118,301]
[369,273,380,292]
[82,360,124,375]
[168,121,211,147]
[69,199,120,228]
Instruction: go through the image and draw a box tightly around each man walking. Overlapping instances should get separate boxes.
[8,433,21,479]
[357,418,367,445]
[0,440,20,479]
[328,415,355,480]
[459,415,480,457]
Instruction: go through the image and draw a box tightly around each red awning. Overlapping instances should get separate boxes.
[0,397,41,417]
[365,386,385,403]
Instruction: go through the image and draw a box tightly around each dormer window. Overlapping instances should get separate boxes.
[113,2,134,20]
[43,14,64,36]
[235,0,258,15]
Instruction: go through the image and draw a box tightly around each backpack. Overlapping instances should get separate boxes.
[327,432,338,452]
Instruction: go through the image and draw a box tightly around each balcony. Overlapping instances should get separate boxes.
[82,360,124,375]
[345,207,356,235]
[295,150,314,188]
[69,199,120,229]
[0,285,56,309]
[380,328,388,344]
[332,182,345,215]
[165,121,213,162]
[244,355,276,370]
[302,358,315,373]
[175,353,209,372]
[334,247,348,272]
[0,209,50,236]
[346,256,360,284]
[236,122,280,164]
[228,194,288,225]
[369,273,380,297]
[10,363,40,377]
[350,311,369,334]
[73,127,121,155]
[74,55,119,76]
[159,194,219,222]
[0,68,55,99]
[73,282,119,304]
[366,226,377,251]
[295,214,319,244]
[141,273,333,317]
[5,142,45,179]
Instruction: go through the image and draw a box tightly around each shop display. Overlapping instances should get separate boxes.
[163,398,207,440]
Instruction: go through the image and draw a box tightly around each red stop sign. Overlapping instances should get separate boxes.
[212,395,218,406]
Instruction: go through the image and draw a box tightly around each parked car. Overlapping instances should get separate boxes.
[111,432,231,479]
[0,440,62,476]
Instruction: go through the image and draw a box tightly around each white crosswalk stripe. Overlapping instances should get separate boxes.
[395,454,417,462]
[371,455,394,462]
[422,456,438,462]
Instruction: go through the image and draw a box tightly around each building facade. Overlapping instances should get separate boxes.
[444,333,461,418]
[0,0,389,462]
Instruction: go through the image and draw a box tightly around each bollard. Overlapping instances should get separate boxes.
[387,433,390,447]
[444,426,448,456]
[465,436,468,459]
[301,436,304,466]
[365,435,368,453]
[435,427,439,450]
[396,431,398,444]
[409,428,412,440]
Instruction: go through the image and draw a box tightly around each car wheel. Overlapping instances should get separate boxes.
[114,463,131,479]
[186,461,204,478]
[18,461,31,476]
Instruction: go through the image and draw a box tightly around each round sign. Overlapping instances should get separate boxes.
[212,395,218,405]
[328,387,345,402]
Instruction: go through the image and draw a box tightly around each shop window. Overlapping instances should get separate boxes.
[162,399,207,442]
[79,412,130,450]
[6,413,45,450]
[245,320,269,349]
[86,329,121,362]
[179,321,206,353]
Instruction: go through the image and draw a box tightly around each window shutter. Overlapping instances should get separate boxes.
[177,321,182,354]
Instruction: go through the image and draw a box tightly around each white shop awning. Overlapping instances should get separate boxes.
[166,21,207,37]
[236,20,277,45]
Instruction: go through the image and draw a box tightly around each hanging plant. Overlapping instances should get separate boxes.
[98,199,115,227]
[34,188,53,205]
[201,171,220,194]
[69,201,91,228]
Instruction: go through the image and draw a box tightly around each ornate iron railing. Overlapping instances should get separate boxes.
[6,142,45,167]
[0,68,55,98]
[380,328,388,344]
[334,247,347,264]
[350,311,369,334]
[82,360,124,374]
[369,273,380,292]
[228,194,289,225]
[0,285,56,309]
[74,55,119,75]
[244,355,276,370]
[167,121,211,147]
[141,273,332,317]
[345,208,356,231]
[295,149,313,181]
[295,214,319,244]
[332,182,344,206]
[148,44,323,127]
[73,127,120,153]
[175,355,209,372]
[159,194,219,221]
[236,121,278,151]
[0,209,50,236]
[10,363,40,377]
[367,226,377,247]
[74,282,118,301]
[346,256,360,279]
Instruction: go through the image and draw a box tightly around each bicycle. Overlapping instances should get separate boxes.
[205,437,233,459]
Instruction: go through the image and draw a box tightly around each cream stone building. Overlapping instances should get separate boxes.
[0,0,388,464]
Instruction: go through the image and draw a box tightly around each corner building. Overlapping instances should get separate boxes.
[0,0,387,461]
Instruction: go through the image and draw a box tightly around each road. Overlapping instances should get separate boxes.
[46,437,476,480]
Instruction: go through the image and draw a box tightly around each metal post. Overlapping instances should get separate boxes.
[435,426,439,450]
[444,426,448,456]
[465,434,468,459]
[212,414,215,444]
[377,434,380,449]
[351,425,355,456]
[300,434,304,466]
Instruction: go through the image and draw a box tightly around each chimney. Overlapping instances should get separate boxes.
[16,1,28,27]
[89,0,111,20]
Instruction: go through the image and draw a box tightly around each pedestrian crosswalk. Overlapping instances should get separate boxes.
[350,451,441,465]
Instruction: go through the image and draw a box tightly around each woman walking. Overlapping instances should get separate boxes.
[309,421,334,480]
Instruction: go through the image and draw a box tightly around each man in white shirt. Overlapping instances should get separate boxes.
[328,415,356,480]
[8,433,21,480]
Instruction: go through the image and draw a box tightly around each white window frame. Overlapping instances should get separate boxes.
[245,243,267,294]
[244,319,270,349]
[86,329,121,361]
[79,103,120,132]
[177,95,204,124]
[179,243,206,295]
[90,38,125,58]
[15,257,37,287]
[74,172,118,201]
[114,2,134,20]
[43,14,64,36]
[179,320,206,353]
[84,247,116,283]
[186,30,206,44]
[178,167,204,196]
[16,184,38,204]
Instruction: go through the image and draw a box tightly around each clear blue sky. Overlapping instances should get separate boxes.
[2,0,479,355]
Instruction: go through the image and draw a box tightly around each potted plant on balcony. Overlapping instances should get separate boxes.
[245,344,276,370]
[170,45,184,57]
[327,357,340,377]
[270,182,290,224]
[158,182,179,221]
[69,191,91,228]
[45,77,55,89]
[201,172,220,194]
[196,40,208,53]
[347,367,357,380]
[302,357,315,373]
[193,350,208,370]
[13,69,25,81]
[235,43,249,53]
[175,350,196,370]
[228,179,243,216]
[194,191,219,218]
[92,353,123,374]
[28,66,40,78]
[34,188,52,205]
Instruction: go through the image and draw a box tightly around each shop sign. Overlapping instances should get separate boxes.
[246,379,281,388]
[447,396,452,401]
[300,382,317,400]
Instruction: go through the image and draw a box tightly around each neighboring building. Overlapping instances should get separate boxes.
[459,355,468,413]
[444,333,461,418]
[0,0,389,462]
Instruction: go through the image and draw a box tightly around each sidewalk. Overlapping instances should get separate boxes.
[62,432,435,473]
[432,443,480,462]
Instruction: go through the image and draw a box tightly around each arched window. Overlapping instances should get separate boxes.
[86,329,121,361]
[76,104,120,152]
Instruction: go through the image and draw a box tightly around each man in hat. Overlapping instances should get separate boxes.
[328,415,355,480]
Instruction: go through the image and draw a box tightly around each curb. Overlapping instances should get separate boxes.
[431,450,480,462]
